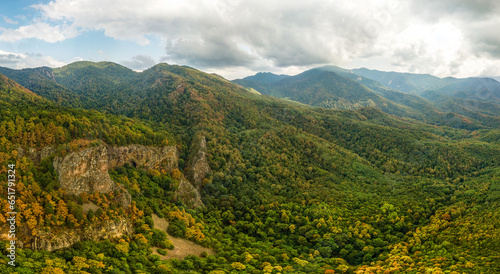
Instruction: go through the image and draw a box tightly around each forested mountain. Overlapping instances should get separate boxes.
[0,66,90,107]
[353,67,500,104]
[0,62,499,273]
[234,68,429,119]
[421,90,500,116]
[235,66,500,129]
[240,72,289,83]
[236,66,440,117]
[0,62,139,109]
[351,68,500,129]
[351,68,447,94]
[304,66,439,113]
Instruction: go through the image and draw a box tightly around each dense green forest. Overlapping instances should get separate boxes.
[234,66,500,130]
[0,62,499,273]
[352,67,500,102]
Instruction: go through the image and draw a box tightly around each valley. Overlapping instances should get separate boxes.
[0,61,499,273]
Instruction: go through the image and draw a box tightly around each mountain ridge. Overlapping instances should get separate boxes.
[235,65,499,129]
[353,67,500,102]
[0,62,499,273]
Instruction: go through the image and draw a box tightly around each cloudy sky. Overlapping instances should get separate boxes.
[1,0,500,79]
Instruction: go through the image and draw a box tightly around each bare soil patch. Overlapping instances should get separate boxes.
[82,202,100,213]
[151,214,214,260]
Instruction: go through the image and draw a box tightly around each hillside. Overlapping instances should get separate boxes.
[307,66,438,114]
[234,68,428,120]
[353,67,500,107]
[435,77,500,102]
[0,66,91,108]
[239,72,289,83]
[0,63,499,273]
[235,67,500,129]
[351,68,447,94]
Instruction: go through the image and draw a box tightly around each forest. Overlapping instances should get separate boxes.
[0,62,499,273]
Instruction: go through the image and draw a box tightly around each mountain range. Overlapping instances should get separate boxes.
[0,61,499,273]
[234,65,500,129]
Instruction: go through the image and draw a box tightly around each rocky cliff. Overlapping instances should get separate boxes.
[17,145,56,164]
[19,139,209,252]
[175,178,204,208]
[30,139,207,209]
[184,136,211,190]
[53,144,178,206]
[175,136,211,207]
[15,143,178,252]
[32,218,132,252]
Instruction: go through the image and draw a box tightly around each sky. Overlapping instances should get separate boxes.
[1,0,500,80]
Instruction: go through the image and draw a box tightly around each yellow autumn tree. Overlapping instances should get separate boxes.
[231,262,246,270]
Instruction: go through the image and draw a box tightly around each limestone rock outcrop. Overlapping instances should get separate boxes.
[32,219,132,252]
[15,143,181,252]
[52,144,178,206]
[175,136,211,207]
[176,178,204,208]
[185,136,211,190]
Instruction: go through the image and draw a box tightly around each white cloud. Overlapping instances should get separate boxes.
[1,0,500,77]
[120,54,156,71]
[0,21,77,43]
[71,56,84,62]
[0,49,66,68]
[2,16,19,25]
[28,0,396,69]
[0,50,23,64]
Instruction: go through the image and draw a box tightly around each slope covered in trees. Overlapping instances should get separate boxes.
[353,67,500,103]
[0,62,499,273]
[353,68,500,120]
[234,68,426,118]
[234,67,500,130]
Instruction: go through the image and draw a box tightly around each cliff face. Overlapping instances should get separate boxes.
[185,136,211,191]
[53,145,115,195]
[22,140,209,251]
[17,144,178,252]
[175,179,204,208]
[175,136,211,207]
[32,219,132,252]
[53,144,178,206]
[106,144,178,170]
[46,140,206,209]
[17,145,56,165]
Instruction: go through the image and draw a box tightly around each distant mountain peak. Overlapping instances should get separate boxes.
[238,72,289,83]
[58,60,130,70]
